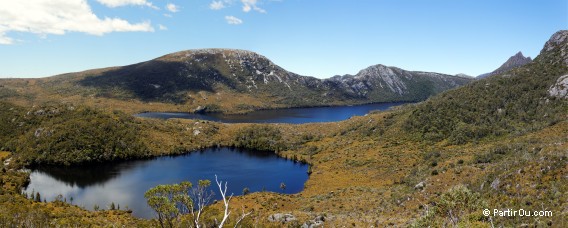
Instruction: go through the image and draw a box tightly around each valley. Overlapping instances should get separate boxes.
[0,30,567,227]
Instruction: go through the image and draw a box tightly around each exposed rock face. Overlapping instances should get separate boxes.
[455,73,472,78]
[544,31,568,52]
[326,64,471,100]
[540,30,568,66]
[549,74,568,99]
[478,52,532,78]
[541,30,568,100]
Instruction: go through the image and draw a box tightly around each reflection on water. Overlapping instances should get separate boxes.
[25,147,308,218]
[31,160,148,188]
[136,102,407,124]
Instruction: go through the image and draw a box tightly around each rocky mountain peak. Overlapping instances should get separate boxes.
[539,30,568,66]
[478,51,532,78]
[513,51,527,58]
[498,51,532,70]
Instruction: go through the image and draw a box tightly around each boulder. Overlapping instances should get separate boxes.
[549,74,568,99]
[268,213,296,222]
[414,181,425,190]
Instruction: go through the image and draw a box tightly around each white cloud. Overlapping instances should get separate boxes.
[225,16,243,25]
[166,3,179,13]
[0,0,154,45]
[210,1,226,10]
[96,0,156,8]
[210,0,268,13]
[241,0,265,13]
[158,24,168,30]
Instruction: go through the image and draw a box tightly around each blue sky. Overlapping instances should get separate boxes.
[0,0,566,78]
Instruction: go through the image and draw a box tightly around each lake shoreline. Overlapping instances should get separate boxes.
[135,102,410,124]
[24,147,309,218]
[139,100,416,115]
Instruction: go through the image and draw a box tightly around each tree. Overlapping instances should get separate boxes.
[145,177,251,228]
[144,181,193,228]
[34,192,41,202]
[242,187,250,195]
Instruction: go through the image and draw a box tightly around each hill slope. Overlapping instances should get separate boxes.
[406,31,567,144]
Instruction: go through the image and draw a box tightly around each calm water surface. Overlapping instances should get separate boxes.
[25,147,308,218]
[136,102,406,123]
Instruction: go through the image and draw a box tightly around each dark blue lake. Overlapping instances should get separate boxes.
[135,102,406,124]
[24,147,308,218]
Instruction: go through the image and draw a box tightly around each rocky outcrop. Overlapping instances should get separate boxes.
[549,74,568,99]
[268,213,296,222]
[301,215,325,228]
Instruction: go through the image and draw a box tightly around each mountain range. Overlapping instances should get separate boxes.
[0,49,472,113]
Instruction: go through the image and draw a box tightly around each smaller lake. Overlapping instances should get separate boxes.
[135,102,406,124]
[24,147,308,218]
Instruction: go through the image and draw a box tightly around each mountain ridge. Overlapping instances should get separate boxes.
[1,48,471,113]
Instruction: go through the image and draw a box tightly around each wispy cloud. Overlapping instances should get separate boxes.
[241,0,266,13]
[96,0,156,9]
[210,0,268,13]
[166,3,179,13]
[158,24,168,30]
[225,16,243,25]
[210,1,226,10]
[0,0,154,45]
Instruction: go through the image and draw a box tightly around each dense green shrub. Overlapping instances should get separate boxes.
[2,103,150,165]
[232,125,285,151]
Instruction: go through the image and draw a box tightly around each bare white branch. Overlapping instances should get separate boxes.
[216,175,233,228]
[234,206,252,228]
